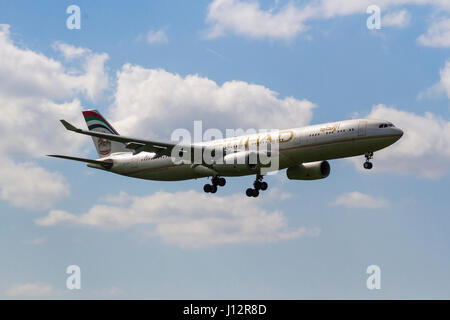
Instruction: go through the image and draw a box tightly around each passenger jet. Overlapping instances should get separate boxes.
[49,110,403,197]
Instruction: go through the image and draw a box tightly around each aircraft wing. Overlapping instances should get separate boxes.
[60,120,196,156]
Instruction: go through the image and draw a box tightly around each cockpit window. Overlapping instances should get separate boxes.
[379,123,394,128]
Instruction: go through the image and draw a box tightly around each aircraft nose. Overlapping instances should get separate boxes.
[392,127,403,140]
[395,128,404,137]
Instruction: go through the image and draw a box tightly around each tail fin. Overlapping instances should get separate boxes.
[82,109,127,158]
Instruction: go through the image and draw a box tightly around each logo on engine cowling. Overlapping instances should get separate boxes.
[98,138,111,156]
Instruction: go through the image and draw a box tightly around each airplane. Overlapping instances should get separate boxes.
[48,110,403,198]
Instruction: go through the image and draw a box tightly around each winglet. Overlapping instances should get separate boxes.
[60,120,82,132]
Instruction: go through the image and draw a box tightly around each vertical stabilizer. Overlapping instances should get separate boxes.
[82,110,127,158]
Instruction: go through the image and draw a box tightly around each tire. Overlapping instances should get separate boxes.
[363,162,371,169]
[367,162,373,169]
[204,184,212,193]
[246,188,254,197]
[254,181,262,190]
[218,178,226,187]
[260,182,268,191]
[252,189,259,197]
[211,185,217,193]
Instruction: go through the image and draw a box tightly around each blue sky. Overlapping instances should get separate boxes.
[0,0,450,299]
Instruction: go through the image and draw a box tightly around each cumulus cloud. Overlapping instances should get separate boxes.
[316,0,450,18]
[145,29,168,44]
[36,190,319,249]
[52,42,89,59]
[205,0,314,40]
[5,283,53,297]
[349,104,450,178]
[205,0,450,40]
[418,59,450,99]
[0,159,69,210]
[0,24,110,209]
[332,191,389,209]
[382,10,411,28]
[100,191,132,205]
[0,25,108,158]
[417,18,450,47]
[110,64,316,138]
[0,25,109,101]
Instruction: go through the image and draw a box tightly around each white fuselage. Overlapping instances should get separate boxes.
[96,119,403,181]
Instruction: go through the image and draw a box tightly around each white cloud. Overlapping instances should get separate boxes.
[100,191,132,205]
[205,0,450,40]
[0,97,86,157]
[145,29,168,44]
[52,42,88,59]
[417,18,450,47]
[0,24,110,209]
[418,59,450,99]
[332,191,389,209]
[309,0,450,18]
[349,104,450,178]
[0,25,109,157]
[110,64,316,138]
[5,283,53,297]
[36,190,319,249]
[205,0,313,40]
[0,158,69,210]
[383,10,411,28]
[0,25,109,101]
[439,60,450,98]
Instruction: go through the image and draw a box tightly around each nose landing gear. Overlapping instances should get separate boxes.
[363,152,374,170]
[203,176,226,194]
[246,174,268,198]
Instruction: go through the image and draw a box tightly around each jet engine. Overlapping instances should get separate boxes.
[286,160,330,180]
[214,151,261,173]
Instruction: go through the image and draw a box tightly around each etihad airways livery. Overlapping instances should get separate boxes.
[49,110,403,197]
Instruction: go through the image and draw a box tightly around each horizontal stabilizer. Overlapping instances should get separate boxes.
[60,120,81,132]
[47,155,113,169]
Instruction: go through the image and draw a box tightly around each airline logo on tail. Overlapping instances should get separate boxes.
[97,138,111,156]
[82,110,119,157]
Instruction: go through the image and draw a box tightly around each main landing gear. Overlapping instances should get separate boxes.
[363,152,374,170]
[246,174,268,198]
[203,176,226,194]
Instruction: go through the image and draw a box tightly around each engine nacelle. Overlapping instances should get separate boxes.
[286,161,330,180]
[214,151,260,174]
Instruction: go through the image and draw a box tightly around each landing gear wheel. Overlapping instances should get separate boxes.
[218,178,226,187]
[363,152,374,170]
[260,182,268,191]
[363,162,373,170]
[210,185,218,193]
[204,184,212,193]
[246,174,267,197]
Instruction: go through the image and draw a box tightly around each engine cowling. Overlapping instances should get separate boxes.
[286,161,330,180]
[214,151,260,174]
